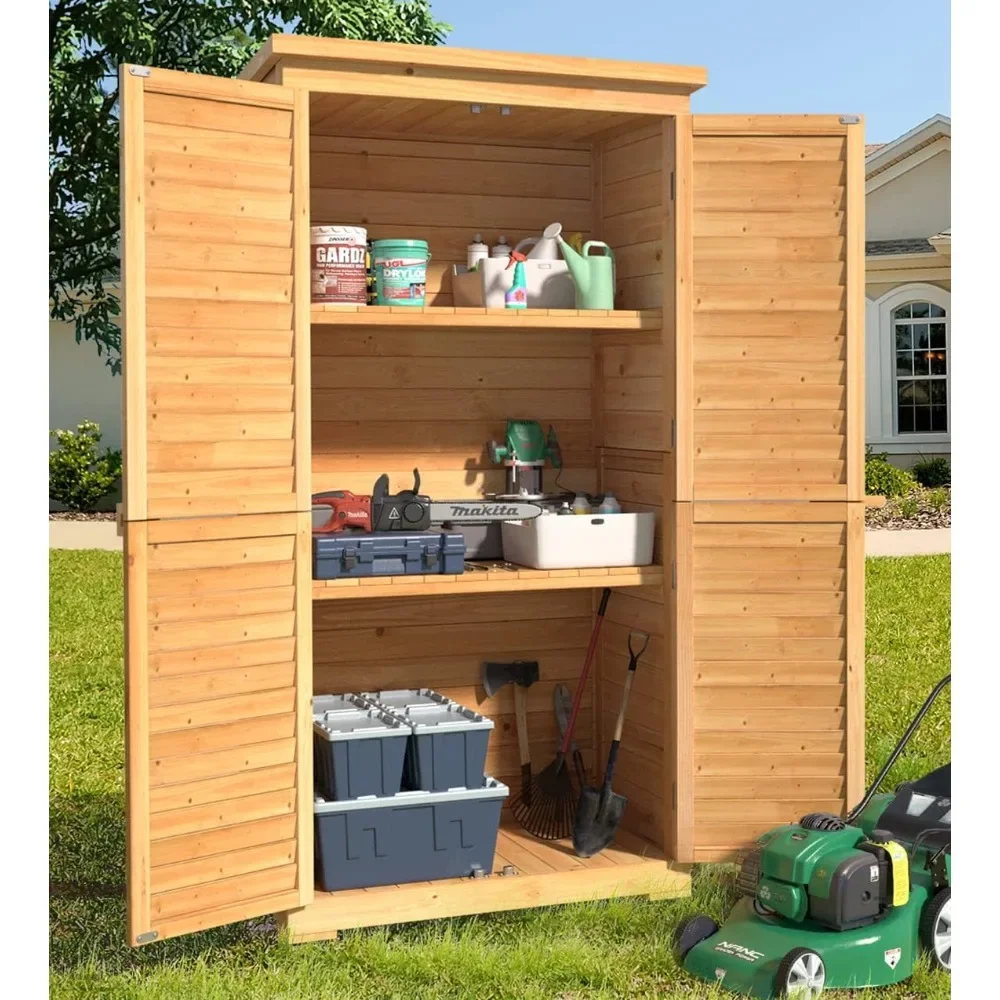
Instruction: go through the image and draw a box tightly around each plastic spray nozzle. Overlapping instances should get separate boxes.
[505,249,528,269]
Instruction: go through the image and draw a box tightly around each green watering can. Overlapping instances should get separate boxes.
[547,222,616,310]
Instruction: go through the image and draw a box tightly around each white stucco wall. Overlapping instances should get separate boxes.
[866,142,950,240]
[49,319,122,452]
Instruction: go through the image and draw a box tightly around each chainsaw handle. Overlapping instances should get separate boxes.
[312,491,372,533]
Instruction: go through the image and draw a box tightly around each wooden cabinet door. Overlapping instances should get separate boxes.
[120,63,311,521]
[679,115,865,503]
[119,65,313,945]
[668,116,866,862]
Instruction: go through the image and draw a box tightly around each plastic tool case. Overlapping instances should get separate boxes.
[313,530,465,580]
[364,689,494,791]
[314,779,509,891]
[311,694,409,801]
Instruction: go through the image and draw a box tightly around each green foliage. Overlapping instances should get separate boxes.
[911,456,951,488]
[865,449,917,497]
[49,1,451,372]
[898,496,919,518]
[49,420,122,511]
[926,488,950,511]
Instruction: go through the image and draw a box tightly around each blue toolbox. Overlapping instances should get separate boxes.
[312,530,465,580]
[314,779,509,891]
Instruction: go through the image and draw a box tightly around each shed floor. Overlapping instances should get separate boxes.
[282,821,690,942]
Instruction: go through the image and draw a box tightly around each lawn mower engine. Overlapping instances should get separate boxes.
[737,812,901,932]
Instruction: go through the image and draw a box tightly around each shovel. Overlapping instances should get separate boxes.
[572,629,650,858]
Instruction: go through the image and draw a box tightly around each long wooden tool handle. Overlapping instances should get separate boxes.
[561,588,612,754]
[514,684,531,767]
[604,631,647,787]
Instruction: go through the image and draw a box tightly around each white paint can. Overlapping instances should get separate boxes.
[311,225,368,304]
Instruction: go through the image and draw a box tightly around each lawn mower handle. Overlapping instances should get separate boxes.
[846,672,951,823]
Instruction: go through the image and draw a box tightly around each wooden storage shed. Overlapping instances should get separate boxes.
[118,36,865,946]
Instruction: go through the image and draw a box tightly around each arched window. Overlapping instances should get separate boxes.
[893,299,948,432]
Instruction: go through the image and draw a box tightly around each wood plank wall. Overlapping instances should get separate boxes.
[600,124,665,311]
[311,324,596,499]
[310,131,594,305]
[590,123,671,850]
[313,591,594,793]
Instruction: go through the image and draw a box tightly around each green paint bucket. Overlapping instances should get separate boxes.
[371,239,431,306]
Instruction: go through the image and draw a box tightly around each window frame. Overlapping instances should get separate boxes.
[891,299,949,435]
[865,282,951,452]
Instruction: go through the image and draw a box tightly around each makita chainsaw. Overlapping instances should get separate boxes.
[312,468,544,534]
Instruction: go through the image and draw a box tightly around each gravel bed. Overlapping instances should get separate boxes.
[866,487,950,530]
[49,511,117,521]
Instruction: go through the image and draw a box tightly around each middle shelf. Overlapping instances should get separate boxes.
[313,563,663,601]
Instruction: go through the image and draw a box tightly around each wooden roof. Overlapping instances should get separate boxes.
[241,35,707,96]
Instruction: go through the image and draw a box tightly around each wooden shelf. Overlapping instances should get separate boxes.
[313,564,663,601]
[281,820,689,942]
[311,305,662,330]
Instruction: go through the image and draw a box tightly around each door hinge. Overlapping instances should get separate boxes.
[671,561,677,589]
[128,65,152,78]
[135,930,158,944]
[670,418,676,450]
[839,114,861,125]
[669,171,676,201]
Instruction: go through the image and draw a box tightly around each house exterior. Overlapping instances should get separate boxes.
[864,114,951,466]
[48,115,952,485]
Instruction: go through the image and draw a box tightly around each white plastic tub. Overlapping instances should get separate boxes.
[451,259,575,308]
[501,512,655,570]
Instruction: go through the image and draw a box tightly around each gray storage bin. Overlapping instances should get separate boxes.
[363,688,494,792]
[314,778,509,891]
[312,693,409,801]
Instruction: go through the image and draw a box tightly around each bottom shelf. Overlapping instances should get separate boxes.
[281,820,690,942]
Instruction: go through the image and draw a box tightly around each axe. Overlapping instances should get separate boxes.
[482,660,539,802]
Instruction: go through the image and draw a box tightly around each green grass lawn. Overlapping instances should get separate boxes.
[49,551,951,999]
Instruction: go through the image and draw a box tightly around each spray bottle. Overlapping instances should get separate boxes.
[504,249,528,309]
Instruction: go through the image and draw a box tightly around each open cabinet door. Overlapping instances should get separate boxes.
[119,64,313,945]
[671,115,865,862]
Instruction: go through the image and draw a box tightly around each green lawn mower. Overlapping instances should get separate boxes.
[676,675,951,998]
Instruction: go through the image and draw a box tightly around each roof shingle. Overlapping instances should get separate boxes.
[866,238,935,257]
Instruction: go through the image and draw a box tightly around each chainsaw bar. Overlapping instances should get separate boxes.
[430,500,542,524]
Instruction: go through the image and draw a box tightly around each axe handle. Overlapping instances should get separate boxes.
[513,684,531,768]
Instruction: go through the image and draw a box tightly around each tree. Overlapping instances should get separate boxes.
[49,1,451,373]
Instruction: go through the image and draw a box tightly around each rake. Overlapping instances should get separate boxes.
[510,588,611,840]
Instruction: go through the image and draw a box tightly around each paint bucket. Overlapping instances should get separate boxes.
[311,225,368,304]
[371,239,431,306]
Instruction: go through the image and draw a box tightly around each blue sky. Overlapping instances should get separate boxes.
[430,0,950,144]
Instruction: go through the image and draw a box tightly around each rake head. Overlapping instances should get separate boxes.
[509,751,580,840]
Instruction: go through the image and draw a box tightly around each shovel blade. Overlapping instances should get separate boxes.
[572,785,628,858]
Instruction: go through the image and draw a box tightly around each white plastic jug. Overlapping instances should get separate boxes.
[514,221,563,261]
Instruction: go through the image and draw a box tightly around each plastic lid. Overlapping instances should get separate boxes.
[543,222,563,239]
[362,689,494,734]
[394,701,493,734]
[314,776,509,814]
[362,689,443,712]
[313,706,406,741]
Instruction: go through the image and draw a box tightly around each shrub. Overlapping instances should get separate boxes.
[49,420,122,512]
[898,496,919,518]
[912,456,951,488]
[926,488,950,511]
[865,449,917,498]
